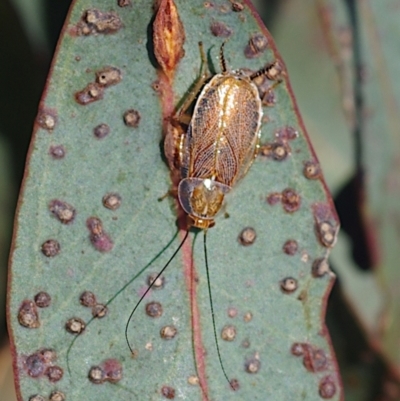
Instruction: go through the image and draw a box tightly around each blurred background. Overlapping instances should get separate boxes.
[2,1,400,400]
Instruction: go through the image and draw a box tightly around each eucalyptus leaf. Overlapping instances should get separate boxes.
[8,1,341,400]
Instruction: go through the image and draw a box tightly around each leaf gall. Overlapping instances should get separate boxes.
[41,240,60,257]
[18,300,40,328]
[34,292,51,308]
[238,227,257,246]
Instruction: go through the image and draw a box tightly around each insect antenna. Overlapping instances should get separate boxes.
[198,41,208,80]
[66,229,180,376]
[203,230,236,391]
[125,230,190,354]
[173,42,209,124]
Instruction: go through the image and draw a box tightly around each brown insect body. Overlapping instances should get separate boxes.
[176,70,263,229]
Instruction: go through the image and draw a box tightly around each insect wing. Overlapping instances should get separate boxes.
[186,74,262,186]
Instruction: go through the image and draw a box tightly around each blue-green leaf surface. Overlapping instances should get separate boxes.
[8,1,341,400]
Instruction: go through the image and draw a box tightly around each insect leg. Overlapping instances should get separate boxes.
[219,41,228,74]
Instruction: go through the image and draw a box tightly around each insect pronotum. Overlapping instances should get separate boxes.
[124,42,282,390]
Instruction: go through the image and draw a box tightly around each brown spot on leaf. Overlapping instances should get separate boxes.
[76,9,122,36]
[86,217,113,252]
[18,300,40,328]
[280,277,298,294]
[319,376,337,398]
[147,273,165,289]
[271,143,289,160]
[266,192,281,205]
[75,82,104,105]
[281,188,301,213]
[161,385,175,399]
[37,108,57,131]
[88,360,122,384]
[238,227,256,246]
[221,325,236,341]
[160,325,177,339]
[291,342,304,356]
[267,188,303,212]
[80,291,97,307]
[283,239,298,255]
[227,306,238,318]
[46,366,63,382]
[244,355,261,373]
[243,311,253,322]
[94,123,110,139]
[41,239,60,257]
[312,203,339,248]
[25,349,57,379]
[303,160,321,180]
[312,258,331,277]
[49,390,66,401]
[244,33,268,58]
[92,303,108,318]
[65,317,86,334]
[230,1,244,11]
[151,79,163,94]
[293,343,328,372]
[316,221,337,247]
[102,193,121,210]
[102,358,123,383]
[34,292,51,308]
[88,365,105,384]
[40,349,57,364]
[49,145,66,159]
[261,128,297,159]
[96,66,122,87]
[230,378,240,390]
[210,21,232,38]
[153,0,185,81]
[187,375,199,386]
[260,141,290,161]
[275,126,298,141]
[123,109,141,127]
[29,396,46,401]
[118,0,131,6]
[49,199,76,224]
[25,354,47,378]
[146,301,163,318]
